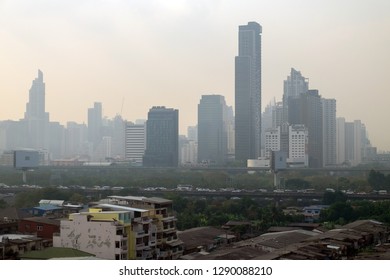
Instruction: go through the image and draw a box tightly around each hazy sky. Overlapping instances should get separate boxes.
[1,0,389,151]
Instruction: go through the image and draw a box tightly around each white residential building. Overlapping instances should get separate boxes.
[288,124,308,167]
[53,210,130,260]
[265,127,281,158]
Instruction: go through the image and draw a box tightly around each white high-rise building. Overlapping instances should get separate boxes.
[288,124,308,167]
[180,140,197,166]
[265,124,308,167]
[265,127,280,158]
[338,118,366,166]
[125,121,146,166]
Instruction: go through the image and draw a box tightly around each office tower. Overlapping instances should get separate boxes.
[235,21,262,161]
[283,68,309,123]
[24,69,50,150]
[143,106,179,167]
[322,98,337,166]
[88,102,102,149]
[125,120,146,166]
[336,117,346,165]
[197,95,228,165]
[288,90,323,168]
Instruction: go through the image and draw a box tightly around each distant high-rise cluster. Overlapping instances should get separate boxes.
[262,67,374,168]
[0,22,379,168]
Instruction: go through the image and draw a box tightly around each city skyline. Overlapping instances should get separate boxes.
[1,1,390,151]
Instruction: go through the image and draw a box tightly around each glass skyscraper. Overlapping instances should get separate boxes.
[235,22,262,161]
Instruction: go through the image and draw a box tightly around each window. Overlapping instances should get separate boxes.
[37,225,43,231]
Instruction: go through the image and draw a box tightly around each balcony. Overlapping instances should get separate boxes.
[163,226,176,233]
[136,231,147,237]
[162,216,177,222]
[133,217,152,224]
[165,236,178,244]
[136,243,150,250]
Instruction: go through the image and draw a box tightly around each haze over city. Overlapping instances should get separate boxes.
[1,0,389,151]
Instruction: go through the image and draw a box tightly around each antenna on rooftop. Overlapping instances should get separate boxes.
[120,97,125,116]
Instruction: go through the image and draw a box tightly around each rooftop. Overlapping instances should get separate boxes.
[20,247,95,260]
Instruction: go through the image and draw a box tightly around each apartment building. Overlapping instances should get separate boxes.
[53,209,130,260]
[105,195,183,260]
[53,196,183,260]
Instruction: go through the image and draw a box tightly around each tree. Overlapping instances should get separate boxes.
[368,170,386,190]
[0,199,7,209]
[322,190,347,205]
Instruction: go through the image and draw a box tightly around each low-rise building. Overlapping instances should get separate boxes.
[18,217,60,241]
[53,209,130,260]
[53,195,183,260]
[0,234,44,260]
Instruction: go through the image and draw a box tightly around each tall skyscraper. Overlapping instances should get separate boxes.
[143,106,179,167]
[24,69,50,150]
[197,95,228,165]
[235,21,262,161]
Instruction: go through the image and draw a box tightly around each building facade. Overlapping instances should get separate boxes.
[53,209,130,260]
[288,90,323,168]
[125,121,146,166]
[288,124,309,167]
[235,21,262,161]
[197,95,228,165]
[143,106,179,167]
[322,98,337,166]
[283,68,309,123]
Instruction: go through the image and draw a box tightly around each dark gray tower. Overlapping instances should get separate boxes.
[143,106,179,167]
[198,95,228,165]
[235,21,262,162]
[288,90,323,168]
